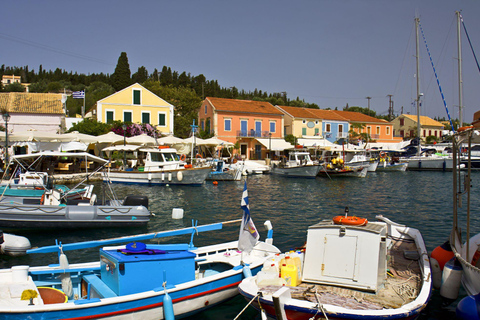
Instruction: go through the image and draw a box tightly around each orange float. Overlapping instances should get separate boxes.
[212,181,218,186]
[457,126,474,132]
[332,215,368,226]
[179,154,186,161]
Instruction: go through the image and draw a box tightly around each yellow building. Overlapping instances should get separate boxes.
[96,83,174,135]
[391,114,444,141]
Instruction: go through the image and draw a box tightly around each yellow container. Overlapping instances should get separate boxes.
[281,264,300,286]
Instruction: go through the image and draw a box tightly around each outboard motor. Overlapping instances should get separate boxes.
[123,195,148,209]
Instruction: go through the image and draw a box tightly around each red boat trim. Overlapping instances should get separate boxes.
[62,281,241,320]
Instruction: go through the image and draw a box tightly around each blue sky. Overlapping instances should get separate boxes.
[2,0,480,123]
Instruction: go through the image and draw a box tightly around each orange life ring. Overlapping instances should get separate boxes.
[179,154,186,161]
[196,154,203,159]
[458,126,474,132]
[332,215,368,226]
[40,193,45,205]
[379,151,386,159]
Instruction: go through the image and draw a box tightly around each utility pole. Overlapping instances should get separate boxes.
[387,94,394,121]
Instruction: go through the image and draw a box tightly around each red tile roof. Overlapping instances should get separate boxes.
[0,92,64,114]
[206,97,283,115]
[331,110,387,123]
[276,105,318,118]
[307,109,349,121]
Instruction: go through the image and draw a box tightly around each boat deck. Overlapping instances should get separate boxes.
[258,239,422,310]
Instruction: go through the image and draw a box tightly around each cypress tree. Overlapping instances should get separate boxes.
[111,52,132,91]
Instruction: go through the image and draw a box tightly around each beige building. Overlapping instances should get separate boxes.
[391,114,444,141]
[96,83,174,135]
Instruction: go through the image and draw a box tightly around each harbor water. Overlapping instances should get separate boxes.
[2,170,479,319]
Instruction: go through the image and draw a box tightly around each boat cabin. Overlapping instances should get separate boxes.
[302,220,387,292]
[282,151,314,167]
[139,147,186,172]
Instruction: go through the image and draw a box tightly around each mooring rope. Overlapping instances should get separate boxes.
[233,293,259,320]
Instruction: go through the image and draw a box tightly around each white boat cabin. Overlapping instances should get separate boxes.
[282,151,314,167]
[139,147,187,172]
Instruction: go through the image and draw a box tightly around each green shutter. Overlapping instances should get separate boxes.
[159,114,166,126]
[133,90,141,105]
[106,111,114,124]
[142,113,150,124]
[124,112,132,123]
[302,127,307,135]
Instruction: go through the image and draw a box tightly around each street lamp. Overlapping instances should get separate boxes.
[122,124,127,169]
[2,112,10,170]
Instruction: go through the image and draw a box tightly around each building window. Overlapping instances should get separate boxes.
[386,126,390,135]
[326,123,331,132]
[255,121,262,136]
[142,112,150,124]
[429,130,432,136]
[376,126,380,135]
[338,124,343,133]
[201,120,204,131]
[206,118,211,133]
[367,126,371,135]
[224,119,231,131]
[315,120,319,125]
[400,118,404,126]
[302,119,306,124]
[269,121,276,133]
[204,105,207,114]
[423,129,426,137]
[158,113,166,126]
[106,111,114,124]
[302,128,307,135]
[315,128,319,135]
[123,111,132,123]
[400,130,404,137]
[133,89,141,105]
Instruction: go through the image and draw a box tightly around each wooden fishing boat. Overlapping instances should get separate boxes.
[0,219,279,319]
[238,211,432,320]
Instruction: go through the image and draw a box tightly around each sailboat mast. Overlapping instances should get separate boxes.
[415,17,421,156]
[457,11,463,128]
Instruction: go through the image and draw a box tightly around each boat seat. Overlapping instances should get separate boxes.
[82,274,117,299]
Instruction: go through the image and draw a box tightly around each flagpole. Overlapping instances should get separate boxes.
[82,90,85,119]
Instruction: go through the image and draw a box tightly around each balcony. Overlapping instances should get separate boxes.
[336,132,348,139]
[237,130,271,138]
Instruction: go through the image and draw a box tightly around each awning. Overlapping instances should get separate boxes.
[255,138,293,151]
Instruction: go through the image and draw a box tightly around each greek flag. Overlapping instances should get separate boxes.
[238,181,259,253]
[72,90,85,99]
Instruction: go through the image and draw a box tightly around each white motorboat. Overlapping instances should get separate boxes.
[271,150,321,178]
[104,146,212,185]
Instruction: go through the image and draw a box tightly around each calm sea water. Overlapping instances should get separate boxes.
[2,171,479,319]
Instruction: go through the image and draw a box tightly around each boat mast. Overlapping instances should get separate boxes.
[457,11,463,128]
[415,16,422,156]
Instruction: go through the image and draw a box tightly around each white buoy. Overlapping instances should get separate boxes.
[429,256,442,290]
[168,173,172,181]
[177,171,183,182]
[440,257,463,304]
[1,233,31,256]
[172,208,184,219]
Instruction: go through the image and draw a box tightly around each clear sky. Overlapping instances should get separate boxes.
[2,0,480,123]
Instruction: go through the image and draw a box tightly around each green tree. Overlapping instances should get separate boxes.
[67,118,112,135]
[3,82,24,92]
[143,79,202,138]
[111,52,132,91]
[132,66,148,84]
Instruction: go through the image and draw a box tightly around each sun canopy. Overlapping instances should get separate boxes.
[96,132,125,144]
[126,134,157,146]
[201,137,234,146]
[102,145,141,152]
[182,136,206,145]
[157,135,184,145]
[255,138,293,151]
[11,151,108,163]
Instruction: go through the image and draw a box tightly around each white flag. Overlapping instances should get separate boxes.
[238,181,259,253]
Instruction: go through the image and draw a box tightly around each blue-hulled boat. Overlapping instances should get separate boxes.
[0,220,279,319]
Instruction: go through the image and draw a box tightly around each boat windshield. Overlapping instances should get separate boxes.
[163,153,179,162]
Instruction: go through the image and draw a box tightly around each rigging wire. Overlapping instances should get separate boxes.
[460,14,480,75]
[418,22,455,131]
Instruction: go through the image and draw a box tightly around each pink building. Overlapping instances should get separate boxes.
[198,97,284,159]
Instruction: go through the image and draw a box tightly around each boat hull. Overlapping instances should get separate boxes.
[405,157,454,171]
[0,203,150,230]
[271,165,321,178]
[376,162,408,172]
[104,167,211,185]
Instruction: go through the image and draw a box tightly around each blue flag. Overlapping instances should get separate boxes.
[72,90,85,99]
[238,181,259,253]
